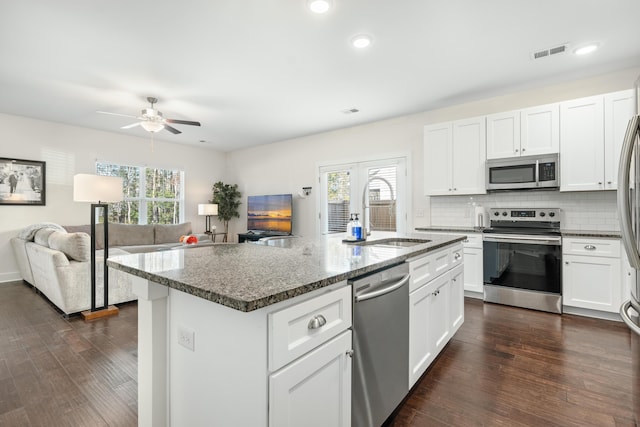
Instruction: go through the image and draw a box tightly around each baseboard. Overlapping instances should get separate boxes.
[562,305,622,322]
[0,271,22,283]
[464,290,483,300]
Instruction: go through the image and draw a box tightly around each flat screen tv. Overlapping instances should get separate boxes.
[247,194,293,234]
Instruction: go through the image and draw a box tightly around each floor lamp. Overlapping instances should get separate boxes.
[73,174,123,320]
[198,203,218,237]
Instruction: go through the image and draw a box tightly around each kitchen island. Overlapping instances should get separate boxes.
[107,232,465,427]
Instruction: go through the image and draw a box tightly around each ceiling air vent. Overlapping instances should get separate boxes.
[342,108,360,114]
[531,44,568,60]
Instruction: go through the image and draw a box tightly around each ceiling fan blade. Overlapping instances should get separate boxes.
[121,122,141,129]
[97,110,139,119]
[164,124,182,134]
[165,118,201,127]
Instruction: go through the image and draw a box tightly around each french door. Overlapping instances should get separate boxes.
[319,157,407,235]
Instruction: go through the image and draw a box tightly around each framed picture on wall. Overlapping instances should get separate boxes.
[0,157,46,206]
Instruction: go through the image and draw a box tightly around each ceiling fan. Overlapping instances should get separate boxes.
[97,97,201,134]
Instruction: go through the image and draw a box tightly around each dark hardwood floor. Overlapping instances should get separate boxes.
[0,281,137,427]
[1,280,639,426]
[390,298,640,427]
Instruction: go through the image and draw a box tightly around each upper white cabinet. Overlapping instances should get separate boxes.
[486,104,559,160]
[604,90,637,189]
[424,117,486,196]
[486,110,520,159]
[560,89,636,192]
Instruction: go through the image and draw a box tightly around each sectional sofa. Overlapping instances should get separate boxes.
[10,221,204,315]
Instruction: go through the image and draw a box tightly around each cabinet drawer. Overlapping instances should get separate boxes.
[562,237,620,258]
[462,233,483,249]
[450,244,464,269]
[268,285,352,372]
[408,247,450,293]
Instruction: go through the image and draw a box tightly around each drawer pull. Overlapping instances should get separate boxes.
[454,252,461,260]
[308,314,327,330]
[584,245,597,250]
[346,349,354,358]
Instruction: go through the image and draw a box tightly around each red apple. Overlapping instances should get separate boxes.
[186,235,198,245]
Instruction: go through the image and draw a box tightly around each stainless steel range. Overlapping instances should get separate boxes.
[482,208,562,313]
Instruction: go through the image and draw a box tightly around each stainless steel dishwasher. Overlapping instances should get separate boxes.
[351,262,410,427]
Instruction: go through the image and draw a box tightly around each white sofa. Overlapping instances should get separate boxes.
[10,221,201,315]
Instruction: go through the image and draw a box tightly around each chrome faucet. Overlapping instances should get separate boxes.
[362,173,395,236]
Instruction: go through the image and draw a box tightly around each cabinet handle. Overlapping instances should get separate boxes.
[565,261,569,265]
[453,188,457,191]
[584,245,597,251]
[454,252,461,260]
[463,239,469,243]
[346,349,354,358]
[308,314,327,330]
[433,290,440,296]
[522,148,526,152]
[598,182,603,185]
[608,181,612,184]
[448,188,452,191]
[515,149,519,153]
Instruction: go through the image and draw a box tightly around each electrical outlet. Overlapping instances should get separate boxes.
[178,326,195,352]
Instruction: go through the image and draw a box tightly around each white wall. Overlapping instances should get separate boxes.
[0,113,226,282]
[226,66,640,240]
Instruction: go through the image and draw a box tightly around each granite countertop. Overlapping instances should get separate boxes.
[561,229,621,238]
[107,232,466,312]
[416,226,621,239]
[415,226,484,233]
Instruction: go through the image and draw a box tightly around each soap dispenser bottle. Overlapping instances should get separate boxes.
[352,214,363,241]
[346,214,355,239]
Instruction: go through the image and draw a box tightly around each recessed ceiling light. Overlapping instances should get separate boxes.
[308,0,331,14]
[352,34,372,49]
[573,43,600,55]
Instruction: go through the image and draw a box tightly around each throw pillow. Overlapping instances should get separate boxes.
[48,231,91,262]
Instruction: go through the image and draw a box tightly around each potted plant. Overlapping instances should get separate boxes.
[211,181,241,240]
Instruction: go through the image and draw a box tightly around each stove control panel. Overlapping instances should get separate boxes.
[488,208,560,222]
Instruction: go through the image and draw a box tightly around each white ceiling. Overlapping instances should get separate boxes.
[1,1,640,152]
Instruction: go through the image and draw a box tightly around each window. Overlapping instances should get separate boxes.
[319,157,406,235]
[96,162,184,224]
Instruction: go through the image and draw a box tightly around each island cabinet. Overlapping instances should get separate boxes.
[408,244,464,388]
[132,278,352,427]
[560,89,635,192]
[562,237,622,315]
[424,117,486,196]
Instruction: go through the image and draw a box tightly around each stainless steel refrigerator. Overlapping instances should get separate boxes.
[618,77,640,335]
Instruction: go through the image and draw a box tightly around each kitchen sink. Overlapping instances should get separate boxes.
[349,238,431,248]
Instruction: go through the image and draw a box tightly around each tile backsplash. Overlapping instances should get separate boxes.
[429,190,619,231]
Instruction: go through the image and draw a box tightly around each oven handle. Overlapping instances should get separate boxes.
[483,234,562,246]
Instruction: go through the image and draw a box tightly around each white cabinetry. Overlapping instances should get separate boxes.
[560,90,635,192]
[563,237,622,313]
[462,233,484,295]
[268,286,352,426]
[424,117,486,196]
[486,104,559,160]
[408,244,464,388]
[269,331,352,427]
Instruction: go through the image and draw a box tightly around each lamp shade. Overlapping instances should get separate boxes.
[140,121,165,133]
[198,203,218,215]
[73,174,124,203]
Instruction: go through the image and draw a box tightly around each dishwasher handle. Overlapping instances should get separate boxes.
[355,274,410,303]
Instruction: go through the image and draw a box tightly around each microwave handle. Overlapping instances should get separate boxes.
[535,159,539,187]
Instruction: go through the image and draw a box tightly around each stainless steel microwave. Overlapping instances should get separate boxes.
[486,154,559,191]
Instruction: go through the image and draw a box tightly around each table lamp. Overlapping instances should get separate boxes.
[198,203,218,234]
[73,174,123,320]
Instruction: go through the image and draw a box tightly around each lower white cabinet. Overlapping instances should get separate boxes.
[462,233,483,295]
[269,331,352,427]
[563,237,622,313]
[408,247,465,388]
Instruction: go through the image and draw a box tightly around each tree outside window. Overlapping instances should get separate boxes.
[96,162,184,224]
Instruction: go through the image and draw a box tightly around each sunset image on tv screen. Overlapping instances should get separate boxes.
[247,194,292,233]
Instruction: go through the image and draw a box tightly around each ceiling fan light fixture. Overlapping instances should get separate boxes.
[308,0,331,14]
[140,121,165,133]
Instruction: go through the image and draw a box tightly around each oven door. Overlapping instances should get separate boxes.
[483,234,562,294]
